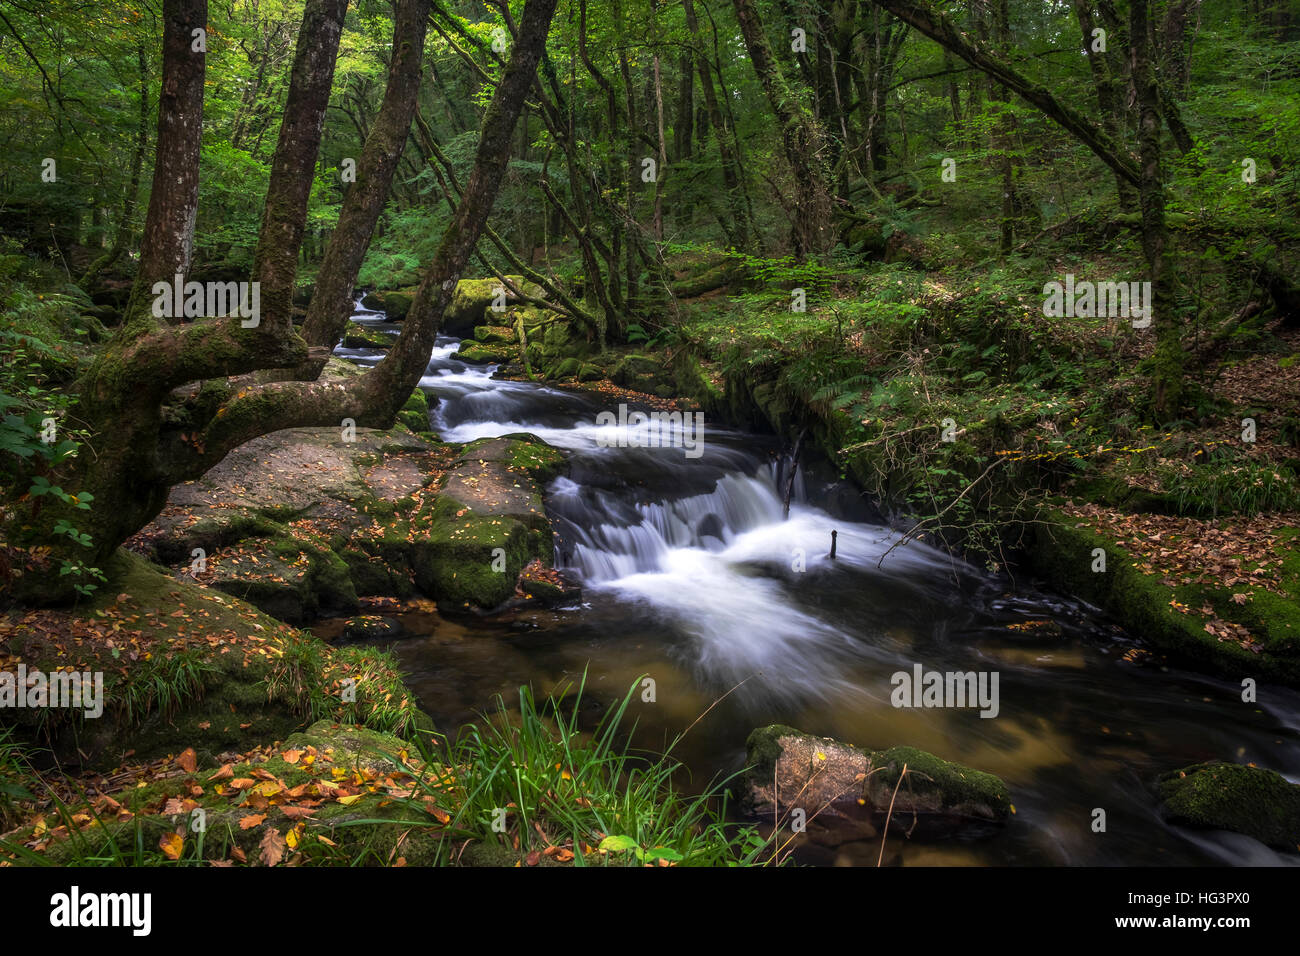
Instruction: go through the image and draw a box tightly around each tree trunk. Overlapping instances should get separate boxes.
[298,0,431,372]
[1130,0,1181,419]
[732,0,836,257]
[253,0,350,341]
[123,0,207,324]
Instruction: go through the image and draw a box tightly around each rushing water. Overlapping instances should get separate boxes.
[333,301,1300,866]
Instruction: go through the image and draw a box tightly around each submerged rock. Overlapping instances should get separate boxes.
[340,615,406,643]
[740,725,1011,844]
[1158,761,1300,849]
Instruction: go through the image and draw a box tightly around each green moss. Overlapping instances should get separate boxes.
[473,324,516,344]
[871,745,1010,814]
[455,341,510,364]
[1158,761,1300,848]
[1029,512,1300,685]
[504,439,565,482]
[383,292,413,322]
[396,388,430,432]
[743,724,806,782]
[412,495,532,609]
[341,320,393,350]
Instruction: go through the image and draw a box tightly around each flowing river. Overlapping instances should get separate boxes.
[334,301,1300,866]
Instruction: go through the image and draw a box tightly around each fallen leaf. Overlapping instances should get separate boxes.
[259,828,286,867]
[159,831,184,861]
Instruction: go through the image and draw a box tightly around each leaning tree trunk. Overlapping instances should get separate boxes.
[296,0,431,375]
[866,0,1140,189]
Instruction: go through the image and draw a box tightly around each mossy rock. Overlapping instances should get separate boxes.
[609,352,675,396]
[577,363,604,382]
[209,532,359,624]
[396,388,430,433]
[338,541,415,598]
[442,277,543,337]
[9,551,421,770]
[458,434,566,487]
[740,725,1010,843]
[341,320,393,350]
[454,341,510,364]
[474,324,517,344]
[384,291,413,322]
[34,720,444,866]
[1158,761,1300,849]
[412,495,533,609]
[1028,512,1300,685]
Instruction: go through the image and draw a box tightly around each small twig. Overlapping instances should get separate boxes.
[876,458,1005,569]
[876,762,908,867]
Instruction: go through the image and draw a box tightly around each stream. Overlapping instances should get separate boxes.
[332,301,1300,866]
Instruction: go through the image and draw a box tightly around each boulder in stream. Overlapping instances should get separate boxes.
[740,725,1011,844]
[1158,760,1300,849]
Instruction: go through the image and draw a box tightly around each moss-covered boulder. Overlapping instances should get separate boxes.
[396,388,431,433]
[1028,511,1300,686]
[740,725,1011,844]
[442,277,544,337]
[384,291,413,322]
[134,410,446,615]
[1158,761,1300,849]
[611,352,673,397]
[342,320,393,350]
[0,550,427,771]
[410,436,561,611]
[455,341,510,364]
[208,530,359,624]
[474,324,517,344]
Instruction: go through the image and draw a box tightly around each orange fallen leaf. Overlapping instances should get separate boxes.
[159,831,184,861]
[239,813,267,830]
[176,748,197,774]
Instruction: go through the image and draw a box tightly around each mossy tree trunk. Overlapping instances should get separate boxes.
[731,0,836,258]
[298,0,432,373]
[1130,0,1182,419]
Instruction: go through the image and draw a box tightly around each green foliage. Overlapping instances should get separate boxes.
[1161,460,1300,518]
[397,675,774,866]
